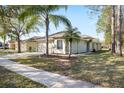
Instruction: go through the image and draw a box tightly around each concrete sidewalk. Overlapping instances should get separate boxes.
[0,58,101,88]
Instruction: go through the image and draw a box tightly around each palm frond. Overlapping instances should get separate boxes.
[24,15,41,34]
[19,6,45,21]
[63,26,81,42]
[49,14,72,28]
[43,5,67,13]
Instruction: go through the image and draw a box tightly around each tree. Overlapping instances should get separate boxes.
[87,6,116,52]
[88,5,123,56]
[116,5,122,56]
[96,6,112,48]
[63,26,80,58]
[3,6,40,53]
[111,5,116,54]
[0,5,10,49]
[20,5,72,56]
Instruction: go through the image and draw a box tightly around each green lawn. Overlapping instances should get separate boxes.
[0,66,46,88]
[10,50,124,88]
[0,49,15,56]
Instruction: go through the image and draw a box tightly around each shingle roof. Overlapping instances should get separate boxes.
[26,36,43,41]
[20,31,99,42]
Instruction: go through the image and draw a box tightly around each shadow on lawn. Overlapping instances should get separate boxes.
[11,50,124,88]
[70,50,124,87]
[0,66,46,88]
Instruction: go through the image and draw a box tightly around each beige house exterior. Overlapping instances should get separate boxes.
[8,31,101,54]
[8,40,15,49]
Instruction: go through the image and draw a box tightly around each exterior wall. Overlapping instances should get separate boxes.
[13,37,101,54]
[37,40,54,54]
[89,42,93,51]
[65,40,87,54]
[71,41,78,53]
[15,41,38,52]
[77,41,87,53]
[37,41,46,53]
[15,41,27,52]
[8,42,15,49]
[53,39,66,54]
[20,42,27,52]
[26,41,38,52]
[14,42,17,51]
[65,40,101,54]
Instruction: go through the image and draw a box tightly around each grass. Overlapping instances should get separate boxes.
[0,49,15,56]
[0,66,46,88]
[10,50,124,88]
[0,51,11,56]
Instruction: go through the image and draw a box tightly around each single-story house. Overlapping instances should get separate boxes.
[8,40,15,49]
[8,31,101,54]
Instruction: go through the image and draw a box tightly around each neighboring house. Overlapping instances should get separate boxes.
[8,40,15,49]
[8,36,40,52]
[8,31,101,54]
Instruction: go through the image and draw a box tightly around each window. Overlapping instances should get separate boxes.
[57,40,63,49]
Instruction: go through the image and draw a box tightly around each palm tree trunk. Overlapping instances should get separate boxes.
[69,41,72,58]
[116,5,122,56]
[3,35,6,50]
[45,14,49,57]
[77,40,78,54]
[111,5,116,54]
[17,34,21,53]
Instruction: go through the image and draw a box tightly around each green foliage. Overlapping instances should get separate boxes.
[63,26,81,43]
[97,6,111,33]
[20,5,71,29]
[96,6,112,45]
[49,14,71,28]
[0,5,40,38]
[104,31,111,45]
[19,5,71,55]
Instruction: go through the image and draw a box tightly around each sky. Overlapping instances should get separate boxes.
[2,5,104,42]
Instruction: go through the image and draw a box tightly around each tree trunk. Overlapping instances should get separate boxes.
[69,41,72,58]
[2,35,6,50]
[116,5,122,56]
[17,34,21,53]
[45,14,49,57]
[77,40,78,54]
[111,5,116,54]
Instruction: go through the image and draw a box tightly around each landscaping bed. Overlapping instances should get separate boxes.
[10,50,124,88]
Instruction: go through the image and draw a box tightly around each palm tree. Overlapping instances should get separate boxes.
[1,6,40,53]
[63,26,81,58]
[20,5,71,56]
